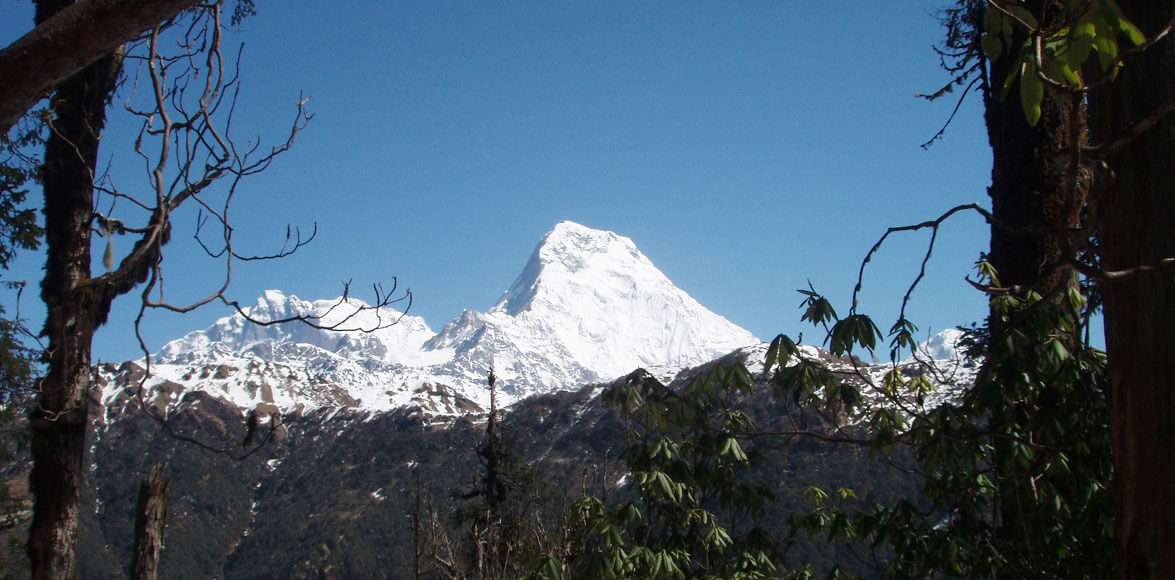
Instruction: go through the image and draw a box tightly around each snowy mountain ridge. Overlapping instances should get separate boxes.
[112,221,759,415]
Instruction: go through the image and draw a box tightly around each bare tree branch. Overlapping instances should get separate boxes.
[50,4,412,457]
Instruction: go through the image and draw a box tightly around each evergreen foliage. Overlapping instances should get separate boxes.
[0,112,43,401]
[550,367,777,579]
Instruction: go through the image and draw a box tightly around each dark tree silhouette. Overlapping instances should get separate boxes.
[1089,2,1175,577]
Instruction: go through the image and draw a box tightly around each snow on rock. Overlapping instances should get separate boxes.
[106,221,759,415]
[157,290,443,368]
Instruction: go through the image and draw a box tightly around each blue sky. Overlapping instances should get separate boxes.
[2,1,993,362]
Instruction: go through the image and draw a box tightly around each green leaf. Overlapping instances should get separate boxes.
[719,437,733,457]
[1020,61,1044,126]
[1094,9,1121,71]
[1045,55,1083,88]
[764,334,798,374]
[829,314,880,355]
[1117,17,1146,46]
[888,318,918,358]
[803,485,829,506]
[538,556,562,580]
[728,438,748,462]
[663,553,680,577]
[1050,339,1071,361]
[1067,19,1096,68]
[799,289,838,327]
[764,335,783,374]
[728,364,753,393]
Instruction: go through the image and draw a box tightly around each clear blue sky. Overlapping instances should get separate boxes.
[2,1,993,362]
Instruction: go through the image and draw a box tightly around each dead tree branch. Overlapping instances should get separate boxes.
[57,4,411,457]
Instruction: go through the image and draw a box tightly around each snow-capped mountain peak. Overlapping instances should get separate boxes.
[495,220,673,316]
[431,221,758,393]
[917,328,967,361]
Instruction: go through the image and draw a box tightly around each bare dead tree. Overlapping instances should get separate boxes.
[415,488,462,580]
[27,2,409,577]
[430,507,463,579]
[107,0,412,453]
[130,463,167,580]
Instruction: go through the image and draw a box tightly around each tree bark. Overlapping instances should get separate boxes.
[979,1,1088,566]
[0,0,199,136]
[1088,2,1175,577]
[25,1,122,577]
[130,464,168,580]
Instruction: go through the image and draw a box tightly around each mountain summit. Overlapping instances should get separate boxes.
[130,221,758,412]
[507,221,758,372]
[427,221,757,395]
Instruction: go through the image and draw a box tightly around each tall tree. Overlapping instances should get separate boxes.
[978,1,1094,566]
[760,2,1115,575]
[130,464,168,580]
[1088,2,1175,577]
[26,2,124,575]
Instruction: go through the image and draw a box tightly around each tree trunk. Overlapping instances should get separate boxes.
[1088,3,1175,577]
[25,2,121,578]
[130,464,168,580]
[0,0,199,135]
[983,35,1084,307]
[979,1,1088,565]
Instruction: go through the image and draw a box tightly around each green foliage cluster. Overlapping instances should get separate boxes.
[983,0,1148,125]
[783,268,1111,577]
[0,113,44,401]
[546,367,777,579]
[0,116,44,577]
[569,261,1110,578]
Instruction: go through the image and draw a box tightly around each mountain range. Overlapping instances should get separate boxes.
[116,221,761,416]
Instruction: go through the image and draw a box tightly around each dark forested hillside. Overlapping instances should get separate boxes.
[0,353,924,579]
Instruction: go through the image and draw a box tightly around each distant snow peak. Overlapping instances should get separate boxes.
[917,328,967,361]
[117,221,760,415]
[473,220,758,385]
